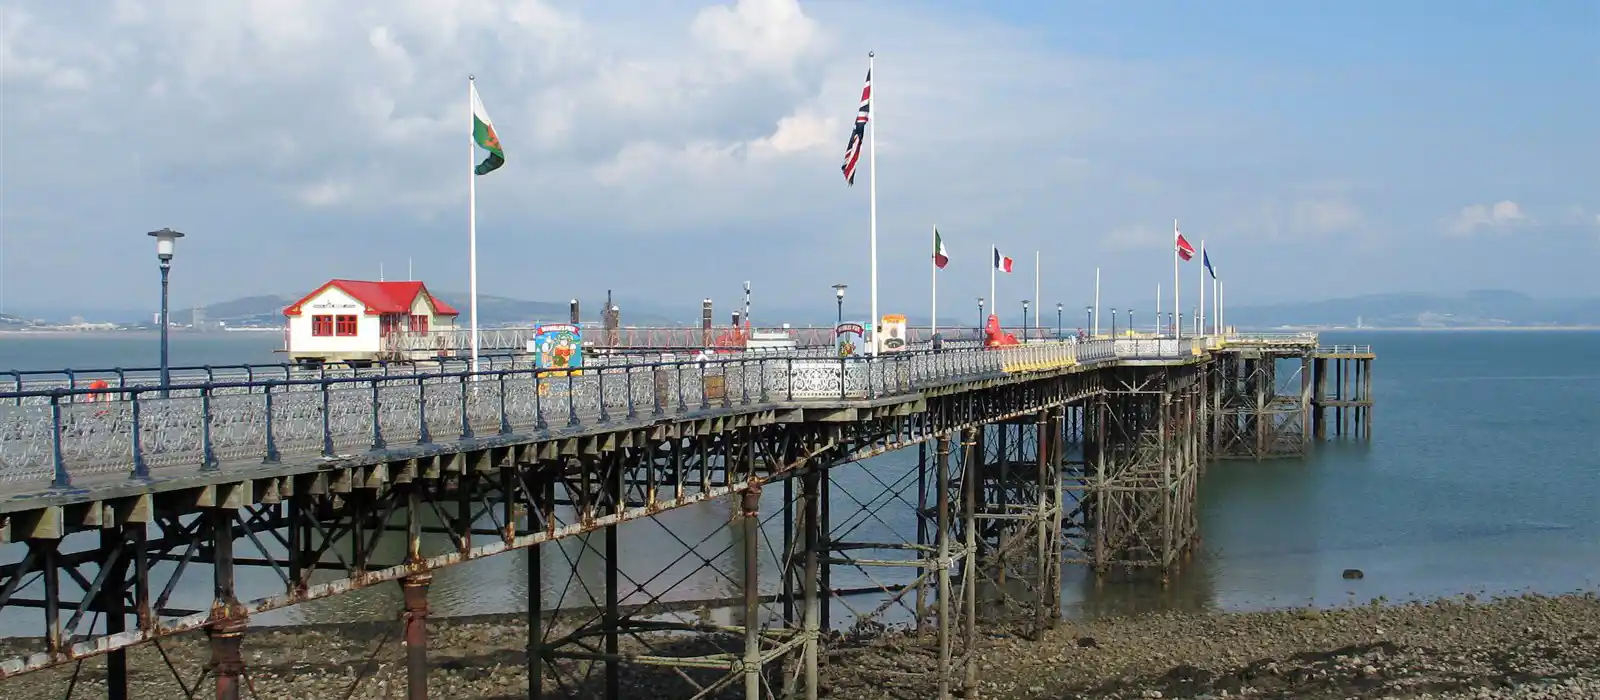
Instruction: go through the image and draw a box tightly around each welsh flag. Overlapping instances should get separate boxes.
[932,228,949,269]
[471,82,505,176]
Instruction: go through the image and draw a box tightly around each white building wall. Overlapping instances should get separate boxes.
[410,292,457,329]
[286,288,380,356]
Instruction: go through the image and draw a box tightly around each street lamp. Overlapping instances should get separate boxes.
[1128,309,1134,337]
[977,297,985,332]
[1021,300,1030,341]
[1111,308,1118,337]
[1084,305,1092,337]
[147,228,184,398]
[831,284,847,326]
[1056,303,1063,339]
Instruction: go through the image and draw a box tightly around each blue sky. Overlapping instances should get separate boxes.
[0,0,1595,322]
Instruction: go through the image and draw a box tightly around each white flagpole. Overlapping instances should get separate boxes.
[931,226,938,341]
[1203,241,1209,335]
[989,245,996,318]
[1092,267,1100,336]
[867,51,879,356]
[1173,219,1181,340]
[468,75,481,374]
[1156,284,1162,335]
[1034,251,1041,338]
[1212,272,1219,335]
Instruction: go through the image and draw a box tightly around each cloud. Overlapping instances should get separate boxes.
[1444,200,1530,235]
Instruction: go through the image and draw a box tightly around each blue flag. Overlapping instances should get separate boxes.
[1203,250,1216,279]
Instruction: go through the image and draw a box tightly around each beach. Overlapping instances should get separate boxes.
[4,592,1596,699]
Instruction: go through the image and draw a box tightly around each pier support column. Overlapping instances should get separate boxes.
[960,427,979,697]
[206,506,246,700]
[934,435,954,700]
[402,483,432,700]
[740,485,763,700]
[401,573,432,700]
[801,470,822,700]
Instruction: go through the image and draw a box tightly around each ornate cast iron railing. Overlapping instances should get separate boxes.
[0,337,1221,490]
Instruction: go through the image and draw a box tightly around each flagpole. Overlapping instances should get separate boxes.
[1172,219,1181,340]
[989,245,996,318]
[1033,251,1040,338]
[468,75,481,374]
[1093,267,1100,337]
[867,51,879,356]
[1199,239,1206,336]
[931,226,938,342]
[1156,284,1161,336]
[1213,273,1219,335]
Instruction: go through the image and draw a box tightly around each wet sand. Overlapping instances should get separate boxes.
[3,592,1596,699]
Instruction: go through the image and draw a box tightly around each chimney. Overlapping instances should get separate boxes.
[569,299,580,325]
[701,298,713,347]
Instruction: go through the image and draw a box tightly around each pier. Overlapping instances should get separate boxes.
[0,332,1374,699]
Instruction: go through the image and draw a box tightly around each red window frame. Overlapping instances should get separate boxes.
[311,315,333,337]
[409,314,429,333]
[335,314,359,337]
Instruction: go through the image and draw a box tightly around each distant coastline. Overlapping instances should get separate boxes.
[1278,325,1600,332]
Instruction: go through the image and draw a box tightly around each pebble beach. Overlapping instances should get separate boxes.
[4,592,1596,699]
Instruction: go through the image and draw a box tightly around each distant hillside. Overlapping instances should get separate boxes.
[1227,290,1600,329]
[177,292,681,327]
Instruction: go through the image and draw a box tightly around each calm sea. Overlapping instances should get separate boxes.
[0,329,1596,633]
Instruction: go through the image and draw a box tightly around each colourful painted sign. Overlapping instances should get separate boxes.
[834,322,864,357]
[877,314,908,353]
[532,324,583,371]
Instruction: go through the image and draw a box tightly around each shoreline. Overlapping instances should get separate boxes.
[5,591,1595,699]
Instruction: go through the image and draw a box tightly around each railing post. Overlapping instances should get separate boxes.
[759,358,770,402]
[625,366,638,419]
[534,372,549,430]
[262,384,280,464]
[321,382,335,458]
[417,377,432,445]
[740,359,750,405]
[598,368,611,423]
[370,379,386,450]
[497,372,511,435]
[201,387,219,471]
[566,371,580,427]
[459,374,475,439]
[50,395,70,489]
[131,391,149,479]
[787,358,795,401]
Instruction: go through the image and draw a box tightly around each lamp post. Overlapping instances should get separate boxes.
[1111,308,1118,337]
[1084,305,1092,337]
[1168,312,1175,337]
[1128,309,1135,337]
[1021,300,1030,341]
[831,284,847,326]
[977,297,985,332]
[148,228,184,398]
[1055,303,1063,339]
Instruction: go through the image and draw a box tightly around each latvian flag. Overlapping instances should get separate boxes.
[840,69,871,185]
[994,248,1014,272]
[1175,225,1195,261]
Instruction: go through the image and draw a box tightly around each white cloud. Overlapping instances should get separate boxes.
[1445,200,1530,235]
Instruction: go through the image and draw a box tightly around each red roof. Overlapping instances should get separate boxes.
[283,280,460,317]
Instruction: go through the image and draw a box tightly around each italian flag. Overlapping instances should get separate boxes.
[471,82,505,176]
[932,228,949,269]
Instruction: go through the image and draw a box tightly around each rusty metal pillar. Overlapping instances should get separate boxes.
[934,435,953,700]
[207,506,246,700]
[740,484,764,699]
[99,523,133,700]
[739,484,765,698]
[960,427,980,697]
[400,574,432,698]
[801,470,822,700]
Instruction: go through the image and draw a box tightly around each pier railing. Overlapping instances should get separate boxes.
[0,337,1221,490]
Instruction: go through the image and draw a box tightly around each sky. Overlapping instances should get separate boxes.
[1,0,1596,322]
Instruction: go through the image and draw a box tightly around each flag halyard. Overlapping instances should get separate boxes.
[840,69,872,185]
[471,83,504,176]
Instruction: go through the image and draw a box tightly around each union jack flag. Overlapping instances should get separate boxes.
[840,69,872,185]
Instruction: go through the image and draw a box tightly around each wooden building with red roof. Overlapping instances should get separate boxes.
[282,280,459,365]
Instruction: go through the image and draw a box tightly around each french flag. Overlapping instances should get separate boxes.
[994,248,1014,272]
